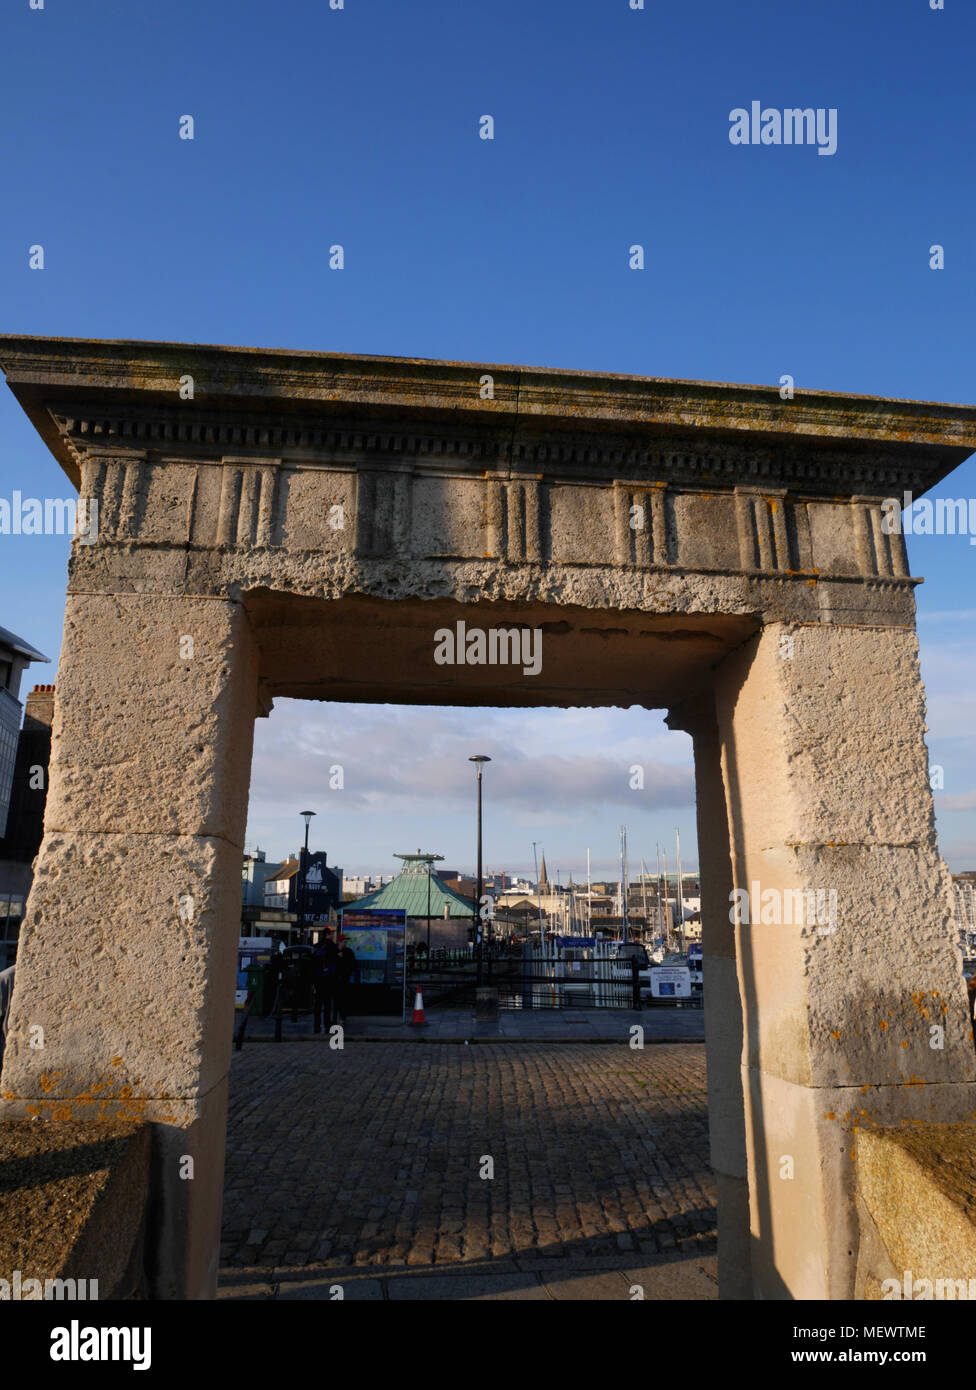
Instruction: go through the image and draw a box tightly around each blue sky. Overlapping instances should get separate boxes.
[0,0,973,878]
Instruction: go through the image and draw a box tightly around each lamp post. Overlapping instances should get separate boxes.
[299,810,316,946]
[469,755,491,986]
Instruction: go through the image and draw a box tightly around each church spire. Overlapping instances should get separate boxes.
[539,853,549,887]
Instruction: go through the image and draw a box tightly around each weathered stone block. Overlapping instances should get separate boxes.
[44,592,257,840]
[1,831,243,1104]
[856,1123,976,1295]
[0,1118,150,1300]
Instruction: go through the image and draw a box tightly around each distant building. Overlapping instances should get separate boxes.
[242,848,271,907]
[439,872,476,902]
[0,628,52,969]
[264,849,342,924]
[953,873,976,957]
[0,629,50,839]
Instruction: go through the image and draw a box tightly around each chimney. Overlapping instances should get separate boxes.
[24,683,55,732]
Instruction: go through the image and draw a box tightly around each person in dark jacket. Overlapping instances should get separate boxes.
[312,929,338,1033]
[335,936,357,1023]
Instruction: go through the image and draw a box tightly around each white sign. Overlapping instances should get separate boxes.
[649,965,692,999]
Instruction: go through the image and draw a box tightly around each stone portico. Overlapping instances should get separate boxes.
[1,335,974,1299]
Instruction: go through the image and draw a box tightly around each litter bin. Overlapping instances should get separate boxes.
[246,962,272,1016]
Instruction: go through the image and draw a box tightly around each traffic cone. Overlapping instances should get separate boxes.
[410,983,427,1027]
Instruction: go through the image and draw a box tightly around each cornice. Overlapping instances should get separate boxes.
[2,335,974,496]
[36,406,952,498]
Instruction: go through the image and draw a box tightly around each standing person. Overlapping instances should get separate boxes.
[335,935,357,1023]
[312,929,338,1034]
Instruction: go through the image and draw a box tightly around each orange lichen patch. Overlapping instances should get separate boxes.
[901,1041,910,1049]
[25,1103,42,1118]
[118,1086,133,1099]
[861,1085,870,1093]
[806,578,818,586]
[879,1019,888,1030]
[2,1091,15,1101]
[110,1056,123,1067]
[907,1076,926,1086]
[51,1105,73,1121]
[831,1030,841,1039]
[825,1111,835,1120]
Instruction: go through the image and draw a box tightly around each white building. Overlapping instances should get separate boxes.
[953,875,976,956]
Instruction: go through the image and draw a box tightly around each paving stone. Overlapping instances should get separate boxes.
[387,1272,547,1300]
[543,1269,634,1299]
[216,1282,275,1300]
[218,1041,714,1295]
[277,1276,384,1301]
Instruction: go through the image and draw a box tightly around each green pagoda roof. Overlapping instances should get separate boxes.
[344,852,473,919]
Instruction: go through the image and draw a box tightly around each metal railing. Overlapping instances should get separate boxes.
[406,956,653,1011]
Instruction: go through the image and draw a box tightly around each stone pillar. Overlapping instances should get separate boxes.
[666,695,752,1299]
[0,591,260,1300]
[711,619,975,1299]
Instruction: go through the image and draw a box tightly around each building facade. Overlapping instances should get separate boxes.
[0,631,52,969]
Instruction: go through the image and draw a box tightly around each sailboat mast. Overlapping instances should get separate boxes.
[640,856,648,940]
[675,827,684,956]
[620,826,629,944]
[662,847,672,950]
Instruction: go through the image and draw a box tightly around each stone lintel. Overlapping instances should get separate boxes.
[1,335,974,498]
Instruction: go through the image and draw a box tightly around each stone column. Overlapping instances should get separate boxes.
[0,590,260,1300]
[666,695,752,1299]
[711,619,974,1299]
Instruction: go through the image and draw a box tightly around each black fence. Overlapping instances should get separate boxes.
[407,957,703,1011]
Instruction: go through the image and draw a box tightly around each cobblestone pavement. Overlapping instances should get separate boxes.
[219,1042,714,1296]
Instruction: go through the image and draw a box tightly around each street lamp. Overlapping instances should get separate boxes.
[469,755,491,986]
[299,810,316,946]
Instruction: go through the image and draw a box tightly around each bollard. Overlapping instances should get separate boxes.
[475,986,499,1021]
